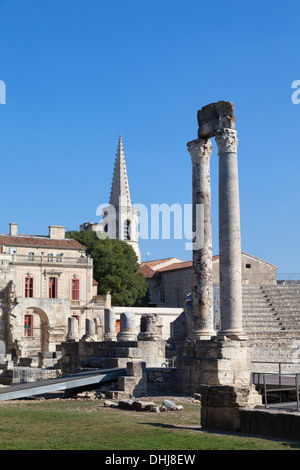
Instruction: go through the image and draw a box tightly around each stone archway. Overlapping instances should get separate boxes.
[9,298,70,358]
[9,305,49,358]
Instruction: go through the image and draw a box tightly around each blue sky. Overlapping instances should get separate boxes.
[0,0,299,273]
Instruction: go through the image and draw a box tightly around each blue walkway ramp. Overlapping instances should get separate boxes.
[0,368,126,402]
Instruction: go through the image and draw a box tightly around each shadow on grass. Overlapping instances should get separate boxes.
[139,422,300,448]
[138,421,200,432]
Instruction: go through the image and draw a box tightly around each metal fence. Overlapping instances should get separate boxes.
[262,373,300,411]
[252,361,300,411]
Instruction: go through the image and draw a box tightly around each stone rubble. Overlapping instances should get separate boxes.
[117,397,184,413]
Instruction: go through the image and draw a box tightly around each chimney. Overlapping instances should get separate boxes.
[49,225,65,240]
[9,223,18,236]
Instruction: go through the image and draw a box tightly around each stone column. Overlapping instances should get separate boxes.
[0,340,6,364]
[187,138,215,340]
[137,313,162,341]
[82,319,98,342]
[215,128,246,339]
[117,312,137,341]
[66,317,79,342]
[103,308,117,341]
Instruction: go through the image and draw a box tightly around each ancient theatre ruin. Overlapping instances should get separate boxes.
[177,101,262,429]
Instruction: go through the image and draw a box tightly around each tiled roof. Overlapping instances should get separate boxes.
[138,264,160,279]
[140,252,277,275]
[140,257,181,269]
[155,256,220,272]
[155,260,193,272]
[0,234,84,250]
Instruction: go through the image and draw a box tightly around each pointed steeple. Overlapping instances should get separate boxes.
[109,134,132,207]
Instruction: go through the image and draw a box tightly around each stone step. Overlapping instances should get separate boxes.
[243,313,277,318]
[243,314,281,320]
[243,307,275,312]
[274,312,300,318]
[243,320,282,326]
[269,300,300,303]
[272,295,300,298]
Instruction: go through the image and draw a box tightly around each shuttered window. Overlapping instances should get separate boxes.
[24,315,33,337]
[71,278,80,300]
[25,277,34,298]
[49,277,57,298]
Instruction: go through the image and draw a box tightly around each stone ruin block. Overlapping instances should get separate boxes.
[197,100,235,139]
[126,361,146,377]
[199,383,262,432]
[137,313,162,341]
[117,361,147,397]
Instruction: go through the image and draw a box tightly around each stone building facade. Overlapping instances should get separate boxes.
[0,223,108,360]
[139,252,277,308]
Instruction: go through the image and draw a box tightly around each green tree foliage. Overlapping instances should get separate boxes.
[66,230,147,306]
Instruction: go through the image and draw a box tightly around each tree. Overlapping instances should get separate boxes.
[66,230,148,307]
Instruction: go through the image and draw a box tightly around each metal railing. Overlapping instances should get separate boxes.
[252,361,300,411]
[252,361,300,376]
[262,373,300,411]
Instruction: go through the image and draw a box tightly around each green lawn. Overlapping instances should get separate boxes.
[0,398,299,450]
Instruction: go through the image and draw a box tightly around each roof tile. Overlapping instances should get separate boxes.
[0,234,84,250]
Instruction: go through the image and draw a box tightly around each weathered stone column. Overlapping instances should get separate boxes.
[103,308,117,341]
[187,138,216,340]
[215,128,246,339]
[117,312,137,341]
[82,319,98,342]
[137,313,162,341]
[66,317,79,342]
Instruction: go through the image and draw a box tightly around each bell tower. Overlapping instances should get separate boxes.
[102,135,141,262]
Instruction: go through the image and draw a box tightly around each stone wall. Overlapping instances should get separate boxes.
[60,339,166,374]
[146,367,180,395]
[176,338,253,394]
[239,408,300,441]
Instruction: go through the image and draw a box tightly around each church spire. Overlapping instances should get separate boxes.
[109,134,132,207]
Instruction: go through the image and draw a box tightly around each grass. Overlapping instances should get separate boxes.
[0,398,299,450]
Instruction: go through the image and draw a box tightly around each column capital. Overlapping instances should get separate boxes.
[187,138,213,165]
[215,128,238,154]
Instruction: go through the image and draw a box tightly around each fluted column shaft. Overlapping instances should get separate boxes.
[216,129,245,339]
[187,138,215,339]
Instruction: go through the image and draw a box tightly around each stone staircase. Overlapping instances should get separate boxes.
[242,284,300,371]
[263,284,300,331]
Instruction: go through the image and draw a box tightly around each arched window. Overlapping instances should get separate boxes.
[124,220,131,240]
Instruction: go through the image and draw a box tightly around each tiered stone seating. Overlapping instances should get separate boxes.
[242,285,284,333]
[242,284,300,371]
[262,284,300,331]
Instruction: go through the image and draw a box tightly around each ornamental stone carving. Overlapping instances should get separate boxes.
[215,128,238,154]
[187,138,213,165]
